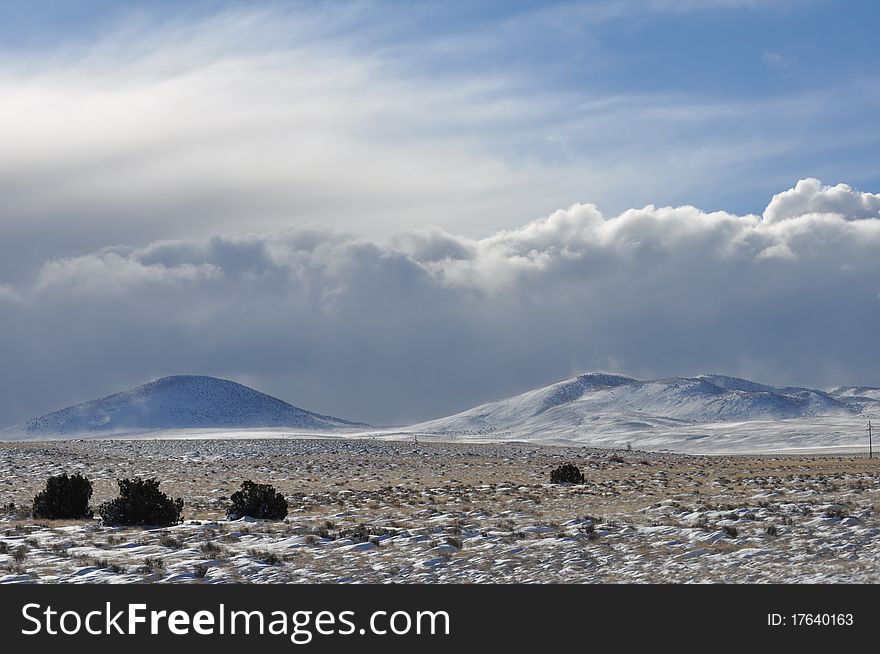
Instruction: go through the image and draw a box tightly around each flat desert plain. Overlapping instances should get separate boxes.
[1,438,878,583]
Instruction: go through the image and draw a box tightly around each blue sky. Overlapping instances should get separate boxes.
[1,1,878,234]
[1,1,880,426]
[3,1,878,102]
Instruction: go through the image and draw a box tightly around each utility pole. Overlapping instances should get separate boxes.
[867,420,873,459]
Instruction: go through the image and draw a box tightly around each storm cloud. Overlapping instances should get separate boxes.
[2,178,879,427]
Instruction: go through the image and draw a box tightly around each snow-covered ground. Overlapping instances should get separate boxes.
[4,416,871,455]
[1,439,878,584]
[403,373,878,453]
[405,414,877,454]
[3,373,877,455]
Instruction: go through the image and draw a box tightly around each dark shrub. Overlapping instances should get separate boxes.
[141,557,164,574]
[722,525,738,538]
[12,545,28,563]
[550,463,585,484]
[98,478,183,527]
[32,473,93,520]
[247,549,281,565]
[445,536,463,549]
[340,523,370,543]
[582,523,598,541]
[226,481,288,520]
[200,541,226,558]
[158,533,183,549]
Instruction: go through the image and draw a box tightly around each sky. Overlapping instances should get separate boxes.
[1,0,880,427]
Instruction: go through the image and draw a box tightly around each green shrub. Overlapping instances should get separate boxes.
[226,481,288,520]
[98,478,183,527]
[32,473,93,520]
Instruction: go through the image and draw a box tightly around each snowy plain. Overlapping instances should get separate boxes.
[1,439,879,584]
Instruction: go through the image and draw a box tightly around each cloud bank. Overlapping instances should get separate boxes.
[3,2,880,286]
[2,178,880,427]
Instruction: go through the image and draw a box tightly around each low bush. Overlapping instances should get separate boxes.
[32,473,93,520]
[342,524,370,543]
[158,533,184,549]
[13,545,29,563]
[550,463,585,484]
[141,557,164,574]
[98,478,183,527]
[247,549,281,565]
[445,536,463,549]
[200,541,226,558]
[226,481,288,520]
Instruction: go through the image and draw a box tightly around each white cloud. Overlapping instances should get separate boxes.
[0,283,18,304]
[1,3,877,286]
[4,179,880,428]
[763,178,880,223]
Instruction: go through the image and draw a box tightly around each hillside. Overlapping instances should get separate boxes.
[408,373,865,444]
[1,375,366,438]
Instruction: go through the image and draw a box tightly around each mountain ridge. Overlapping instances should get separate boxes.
[408,372,870,438]
[3,372,878,445]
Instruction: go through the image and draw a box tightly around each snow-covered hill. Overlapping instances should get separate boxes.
[407,373,866,444]
[3,372,878,452]
[829,385,880,410]
[1,375,367,438]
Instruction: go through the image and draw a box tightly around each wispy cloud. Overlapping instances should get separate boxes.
[762,51,792,68]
